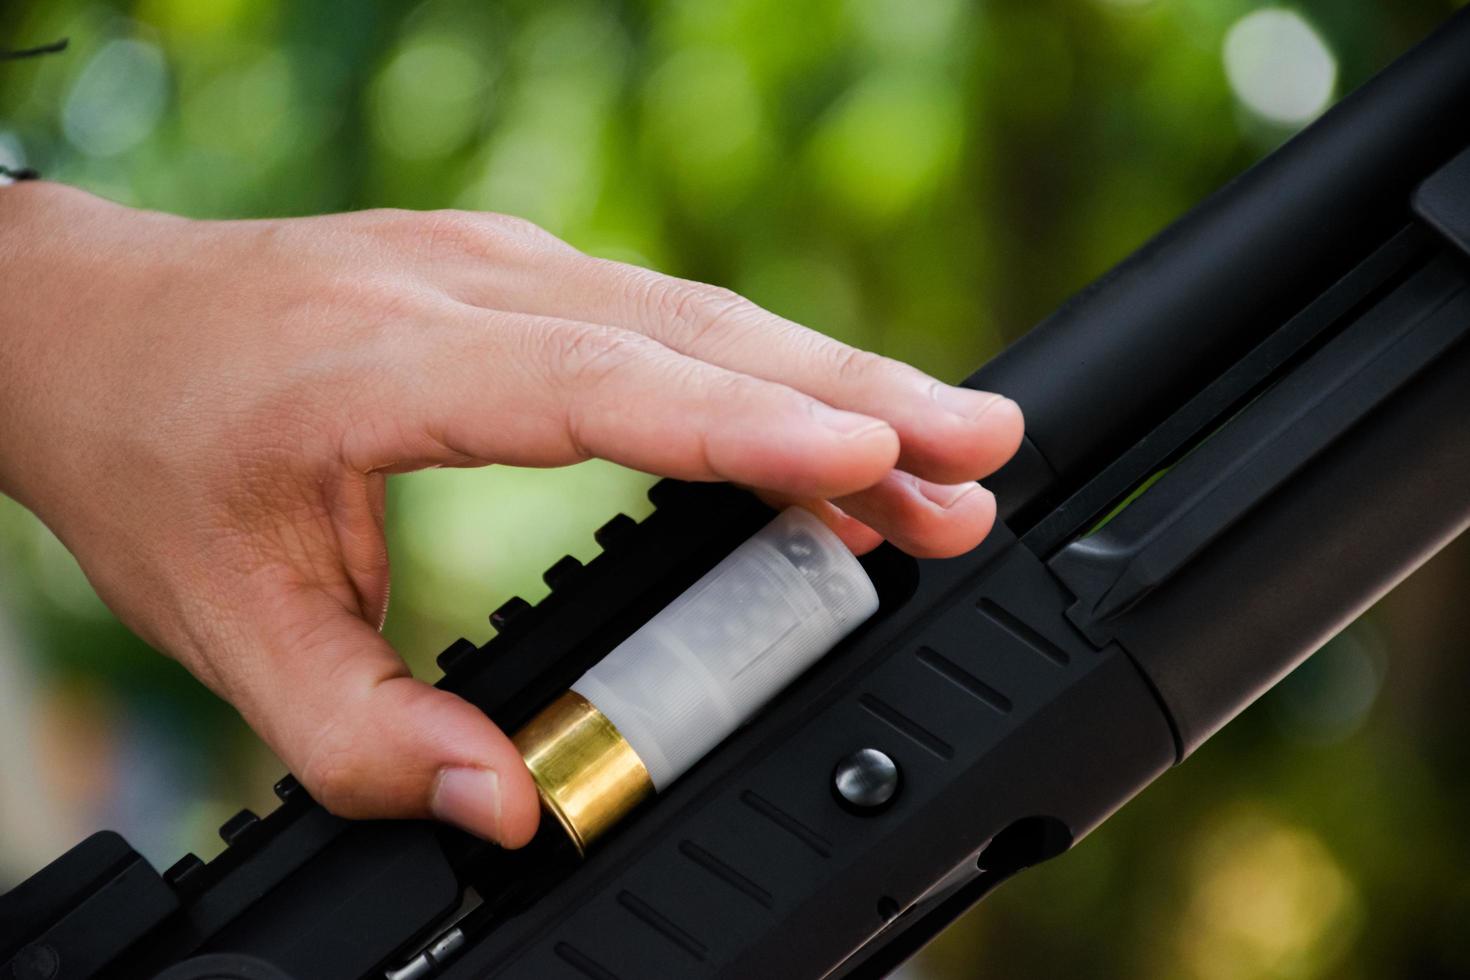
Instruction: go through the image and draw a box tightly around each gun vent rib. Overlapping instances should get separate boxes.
[739,791,833,858]
[858,694,955,760]
[915,647,1014,714]
[553,942,621,980]
[977,599,1071,666]
[615,891,708,960]
[678,841,774,908]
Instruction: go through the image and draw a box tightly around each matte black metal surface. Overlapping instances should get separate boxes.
[442,521,1175,979]
[1052,250,1470,636]
[1099,315,1470,756]
[1416,144,1470,255]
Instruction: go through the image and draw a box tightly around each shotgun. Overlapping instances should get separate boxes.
[5,9,1470,979]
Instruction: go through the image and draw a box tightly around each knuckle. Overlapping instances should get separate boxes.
[643,275,759,347]
[299,738,361,815]
[535,321,657,460]
[831,345,893,385]
[356,206,415,229]
[476,211,561,245]
[412,209,569,263]
[708,368,774,408]
[416,209,497,261]
[543,322,650,389]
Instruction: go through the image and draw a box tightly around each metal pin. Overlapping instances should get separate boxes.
[383,928,466,980]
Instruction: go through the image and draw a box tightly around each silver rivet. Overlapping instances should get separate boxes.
[833,748,900,810]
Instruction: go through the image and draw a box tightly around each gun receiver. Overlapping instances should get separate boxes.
[5,10,1470,979]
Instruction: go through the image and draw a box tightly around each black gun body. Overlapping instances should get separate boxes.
[445,498,1177,978]
[447,155,1470,978]
[5,11,1470,980]
[977,4,1470,522]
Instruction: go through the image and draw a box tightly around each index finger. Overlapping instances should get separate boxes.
[482,254,1025,485]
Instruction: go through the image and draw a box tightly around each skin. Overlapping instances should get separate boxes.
[0,182,1024,848]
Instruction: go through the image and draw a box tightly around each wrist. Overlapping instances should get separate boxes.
[0,178,66,262]
[0,182,117,509]
[0,184,54,501]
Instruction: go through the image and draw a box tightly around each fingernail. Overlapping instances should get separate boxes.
[810,401,891,439]
[931,384,1016,423]
[431,766,503,842]
[916,479,990,510]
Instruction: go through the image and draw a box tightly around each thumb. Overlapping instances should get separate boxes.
[232,586,541,847]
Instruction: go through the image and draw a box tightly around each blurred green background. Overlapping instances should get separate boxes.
[2,1,1468,976]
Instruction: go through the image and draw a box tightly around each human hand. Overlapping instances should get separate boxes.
[0,183,1023,846]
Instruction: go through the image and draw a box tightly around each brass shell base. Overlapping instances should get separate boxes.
[512,690,653,855]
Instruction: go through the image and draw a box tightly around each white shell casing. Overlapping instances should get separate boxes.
[571,507,880,791]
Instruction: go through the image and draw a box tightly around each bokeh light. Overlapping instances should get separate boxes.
[1271,626,1386,745]
[642,44,774,212]
[1223,9,1337,127]
[62,37,169,156]
[372,35,492,161]
[847,0,966,60]
[808,70,964,226]
[1177,806,1361,980]
[0,131,26,173]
